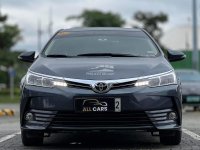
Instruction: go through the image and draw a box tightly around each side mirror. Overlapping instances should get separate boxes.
[18,51,35,63]
[167,50,186,62]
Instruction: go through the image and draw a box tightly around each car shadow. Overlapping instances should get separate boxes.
[39,131,174,149]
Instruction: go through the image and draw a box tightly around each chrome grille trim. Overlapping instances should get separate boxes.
[146,108,177,127]
[112,80,136,89]
[28,70,173,84]
[67,81,91,89]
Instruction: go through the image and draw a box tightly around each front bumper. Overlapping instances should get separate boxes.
[20,84,182,132]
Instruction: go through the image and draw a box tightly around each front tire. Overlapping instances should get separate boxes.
[160,130,182,145]
[21,130,44,146]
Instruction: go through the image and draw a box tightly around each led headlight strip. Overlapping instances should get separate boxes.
[135,71,177,87]
[26,71,67,88]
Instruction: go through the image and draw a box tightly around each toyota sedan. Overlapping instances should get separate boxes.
[18,27,185,146]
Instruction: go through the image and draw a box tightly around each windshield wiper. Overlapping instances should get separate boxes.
[46,54,70,58]
[77,53,141,57]
[46,53,144,58]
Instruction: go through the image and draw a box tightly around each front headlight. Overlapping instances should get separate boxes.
[135,71,177,87]
[26,71,67,88]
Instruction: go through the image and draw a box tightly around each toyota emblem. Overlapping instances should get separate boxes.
[93,82,110,93]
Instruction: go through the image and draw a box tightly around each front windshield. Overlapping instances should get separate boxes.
[44,33,159,57]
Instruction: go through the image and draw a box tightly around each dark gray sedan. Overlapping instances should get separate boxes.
[19,27,185,146]
[176,69,200,110]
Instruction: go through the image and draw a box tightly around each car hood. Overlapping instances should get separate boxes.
[30,56,172,80]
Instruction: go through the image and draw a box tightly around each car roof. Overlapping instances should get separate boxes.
[61,27,142,32]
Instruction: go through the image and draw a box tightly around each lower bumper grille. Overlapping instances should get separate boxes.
[51,112,153,128]
[25,108,178,130]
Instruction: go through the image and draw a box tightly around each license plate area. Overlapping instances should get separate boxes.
[75,97,121,113]
[186,96,200,103]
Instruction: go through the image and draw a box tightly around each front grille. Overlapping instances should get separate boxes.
[50,112,153,128]
[112,81,136,89]
[67,81,91,90]
[66,80,136,91]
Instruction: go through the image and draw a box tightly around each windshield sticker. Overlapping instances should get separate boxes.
[57,31,70,36]
[86,65,114,76]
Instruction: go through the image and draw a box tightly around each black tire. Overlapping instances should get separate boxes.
[21,130,44,146]
[193,106,198,111]
[160,130,182,145]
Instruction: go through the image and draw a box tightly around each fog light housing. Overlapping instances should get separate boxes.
[25,112,34,121]
[168,112,177,120]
